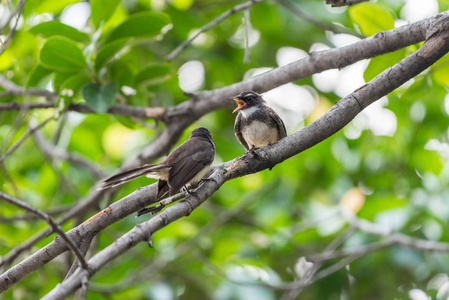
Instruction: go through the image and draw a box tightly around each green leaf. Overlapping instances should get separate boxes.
[349,3,394,36]
[26,64,53,88]
[54,72,74,91]
[95,38,130,71]
[358,196,407,220]
[364,49,405,82]
[30,21,89,42]
[62,73,91,95]
[91,0,121,28]
[106,12,170,43]
[81,82,118,113]
[40,37,87,72]
[114,116,137,129]
[171,0,194,11]
[24,0,79,16]
[109,60,135,87]
[134,64,171,86]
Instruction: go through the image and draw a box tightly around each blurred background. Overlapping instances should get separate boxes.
[1,0,449,299]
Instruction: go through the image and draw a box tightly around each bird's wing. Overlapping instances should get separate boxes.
[234,113,250,151]
[98,164,170,190]
[168,140,214,194]
[267,107,287,139]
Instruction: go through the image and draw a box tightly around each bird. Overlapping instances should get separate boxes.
[98,127,215,201]
[231,91,287,153]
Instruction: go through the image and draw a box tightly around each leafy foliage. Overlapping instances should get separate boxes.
[1,0,449,299]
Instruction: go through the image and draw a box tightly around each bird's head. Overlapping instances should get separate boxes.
[230,91,263,113]
[190,127,213,140]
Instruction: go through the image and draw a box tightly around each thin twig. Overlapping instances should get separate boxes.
[279,0,365,38]
[0,0,26,54]
[325,0,370,7]
[0,229,52,270]
[0,102,166,120]
[281,228,356,299]
[341,208,449,252]
[166,0,265,61]
[0,205,72,223]
[0,116,55,163]
[0,192,89,269]
[0,161,20,198]
[32,128,106,179]
[136,192,186,217]
[0,0,25,32]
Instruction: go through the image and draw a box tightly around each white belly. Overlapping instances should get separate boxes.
[145,168,170,180]
[188,163,212,184]
[242,121,279,148]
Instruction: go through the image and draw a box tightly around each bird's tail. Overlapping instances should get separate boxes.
[98,164,170,190]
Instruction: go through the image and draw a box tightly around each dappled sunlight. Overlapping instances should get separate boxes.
[60,3,90,30]
[344,97,397,138]
[178,60,205,92]
[276,46,308,67]
[229,23,260,49]
[401,0,438,22]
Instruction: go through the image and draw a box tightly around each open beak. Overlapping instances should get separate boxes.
[231,98,246,113]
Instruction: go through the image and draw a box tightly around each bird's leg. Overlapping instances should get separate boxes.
[245,146,256,155]
[183,185,195,196]
[136,193,185,217]
[246,146,270,163]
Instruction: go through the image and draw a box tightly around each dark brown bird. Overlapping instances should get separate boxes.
[98,127,215,200]
[231,91,287,152]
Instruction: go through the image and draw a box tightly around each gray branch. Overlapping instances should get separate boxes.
[31,129,105,179]
[325,0,370,7]
[0,116,55,163]
[0,101,167,120]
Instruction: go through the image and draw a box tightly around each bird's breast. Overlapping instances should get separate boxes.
[189,163,212,184]
[241,120,280,148]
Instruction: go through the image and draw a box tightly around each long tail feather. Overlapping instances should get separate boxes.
[98,164,170,190]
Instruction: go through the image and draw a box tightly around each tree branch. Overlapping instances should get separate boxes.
[0,206,71,223]
[31,129,105,179]
[0,101,167,120]
[325,0,370,7]
[0,0,25,54]
[0,116,55,163]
